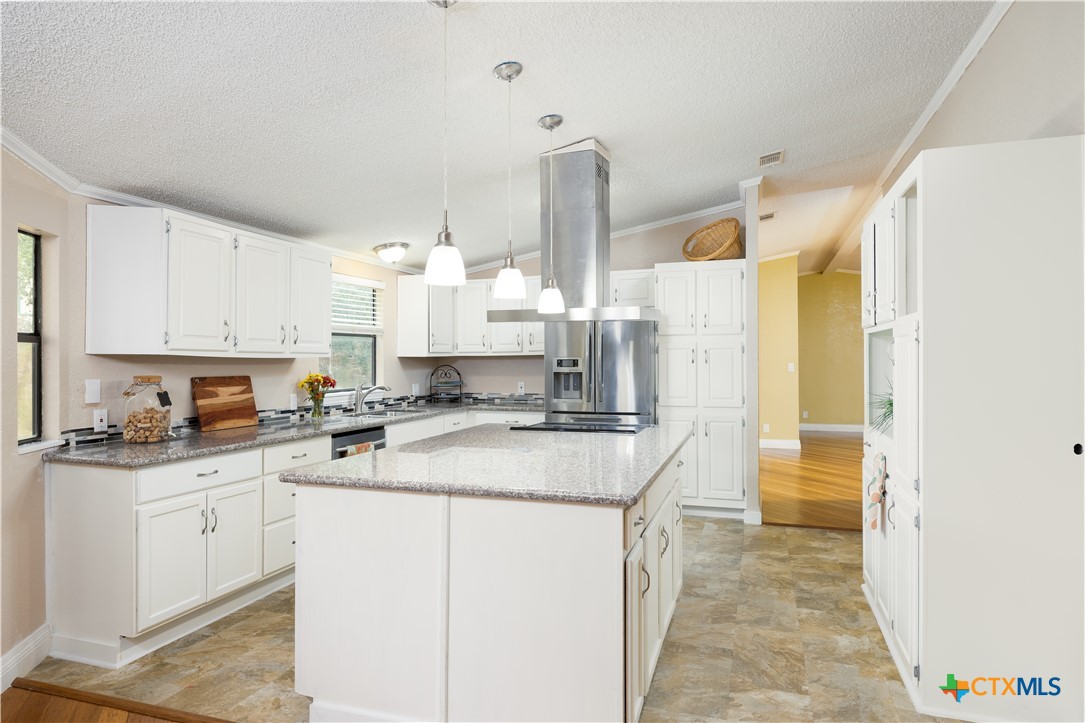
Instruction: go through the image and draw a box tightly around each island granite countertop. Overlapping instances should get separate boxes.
[280,423,693,507]
[42,403,543,469]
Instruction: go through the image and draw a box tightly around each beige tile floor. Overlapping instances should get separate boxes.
[28,518,933,722]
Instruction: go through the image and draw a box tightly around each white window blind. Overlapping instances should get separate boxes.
[331,273,384,334]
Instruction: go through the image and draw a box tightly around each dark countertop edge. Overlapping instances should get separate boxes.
[42,404,545,469]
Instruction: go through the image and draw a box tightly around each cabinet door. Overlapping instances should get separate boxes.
[524,276,545,353]
[641,514,661,691]
[263,517,296,577]
[487,282,523,354]
[699,338,744,408]
[873,203,896,324]
[429,285,455,354]
[890,489,919,675]
[699,412,745,502]
[655,271,696,336]
[290,247,332,354]
[892,320,919,494]
[454,281,488,353]
[206,480,263,600]
[166,216,234,352]
[671,479,684,596]
[875,489,893,625]
[658,339,698,407]
[658,411,697,499]
[137,492,207,631]
[860,221,875,329]
[657,491,676,635]
[236,233,289,353]
[443,411,468,433]
[861,455,877,592]
[624,538,645,723]
[611,270,655,307]
[697,268,743,335]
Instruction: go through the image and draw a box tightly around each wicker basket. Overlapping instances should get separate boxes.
[682,217,743,261]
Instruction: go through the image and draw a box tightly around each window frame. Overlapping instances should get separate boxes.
[326,273,384,393]
[329,331,378,391]
[17,230,43,445]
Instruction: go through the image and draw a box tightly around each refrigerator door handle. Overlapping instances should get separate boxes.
[596,323,605,398]
[586,329,594,406]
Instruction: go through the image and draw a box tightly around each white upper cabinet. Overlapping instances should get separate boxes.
[524,276,545,353]
[166,215,235,352]
[860,221,876,328]
[872,202,896,323]
[891,319,919,494]
[655,270,697,336]
[236,233,289,354]
[610,269,655,307]
[454,281,489,354]
[699,338,744,408]
[429,285,455,354]
[487,282,523,354]
[289,247,332,355]
[698,268,743,335]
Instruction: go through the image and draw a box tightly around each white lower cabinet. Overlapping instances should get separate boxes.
[137,492,209,630]
[699,412,745,503]
[442,411,468,433]
[206,480,263,600]
[386,416,447,446]
[469,410,545,427]
[624,537,646,723]
[263,518,296,576]
[888,488,919,675]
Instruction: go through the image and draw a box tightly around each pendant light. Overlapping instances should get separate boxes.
[424,0,466,287]
[537,114,565,314]
[491,61,527,300]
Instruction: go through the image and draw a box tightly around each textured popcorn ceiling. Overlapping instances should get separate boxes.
[1,2,990,271]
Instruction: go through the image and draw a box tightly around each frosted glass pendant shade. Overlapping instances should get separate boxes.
[493,262,526,300]
[424,242,466,286]
[537,277,565,314]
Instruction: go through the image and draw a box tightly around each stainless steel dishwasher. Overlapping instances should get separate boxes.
[330,426,386,459]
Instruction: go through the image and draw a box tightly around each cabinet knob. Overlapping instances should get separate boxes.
[1075,443,1083,455]
[633,515,645,527]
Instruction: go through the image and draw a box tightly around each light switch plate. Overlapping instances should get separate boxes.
[802,410,809,419]
[85,379,101,404]
[289,393,298,410]
[787,362,795,373]
[517,381,526,395]
[93,409,108,432]
[762,423,770,433]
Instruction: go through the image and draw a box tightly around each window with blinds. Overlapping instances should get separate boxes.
[325,274,384,390]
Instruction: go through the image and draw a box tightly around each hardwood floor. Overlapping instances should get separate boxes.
[759,431,864,531]
[1,678,228,722]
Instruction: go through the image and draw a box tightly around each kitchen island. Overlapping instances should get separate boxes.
[281,423,692,723]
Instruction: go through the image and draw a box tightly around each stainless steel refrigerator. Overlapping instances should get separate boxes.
[545,320,657,425]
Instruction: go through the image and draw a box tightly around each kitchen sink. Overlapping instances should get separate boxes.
[344,409,425,419]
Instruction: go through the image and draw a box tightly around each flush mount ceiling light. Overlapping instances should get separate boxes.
[373,242,409,264]
[492,60,526,300]
[537,113,565,315]
[424,0,466,287]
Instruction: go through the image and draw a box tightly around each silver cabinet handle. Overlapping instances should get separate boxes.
[529,332,534,346]
[677,460,684,467]
[614,289,618,303]
[704,313,708,328]
[280,325,287,345]
[291,492,296,497]
[483,333,487,348]
[293,325,300,343]
[863,441,872,448]
[223,320,230,342]
[887,499,896,528]
[660,526,670,556]
[690,313,694,329]
[452,421,461,426]
[633,514,645,527]
[704,422,708,437]
[517,333,521,346]
[690,348,695,364]
[675,499,683,521]
[291,453,308,459]
[431,332,436,347]
[705,349,708,365]
[210,507,218,533]
[196,469,219,478]
[641,564,651,597]
[201,509,207,535]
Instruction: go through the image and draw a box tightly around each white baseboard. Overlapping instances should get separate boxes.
[681,505,745,520]
[800,423,863,433]
[743,509,763,525]
[309,699,416,722]
[759,438,801,449]
[1,623,51,691]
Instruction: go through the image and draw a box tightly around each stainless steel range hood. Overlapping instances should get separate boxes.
[487,138,661,323]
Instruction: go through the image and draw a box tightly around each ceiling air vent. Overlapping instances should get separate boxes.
[759,212,776,222]
[758,150,784,168]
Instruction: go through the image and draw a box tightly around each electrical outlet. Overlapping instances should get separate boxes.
[93,409,109,432]
[802,410,809,419]
[85,379,101,404]
[517,381,526,395]
[289,393,298,410]
[787,362,795,373]
[762,423,770,433]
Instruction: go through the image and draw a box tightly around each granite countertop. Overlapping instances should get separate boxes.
[280,423,693,507]
[42,403,544,469]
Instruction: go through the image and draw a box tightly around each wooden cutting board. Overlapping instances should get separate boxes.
[191,376,259,431]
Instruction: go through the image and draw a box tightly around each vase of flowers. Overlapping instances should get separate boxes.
[299,373,336,420]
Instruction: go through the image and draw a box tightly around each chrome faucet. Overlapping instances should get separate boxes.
[355,385,391,413]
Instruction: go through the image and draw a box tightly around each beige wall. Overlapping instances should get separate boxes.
[885,0,1084,190]
[797,272,863,425]
[757,256,800,441]
[611,209,745,271]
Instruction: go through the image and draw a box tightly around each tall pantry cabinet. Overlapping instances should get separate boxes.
[860,136,1083,722]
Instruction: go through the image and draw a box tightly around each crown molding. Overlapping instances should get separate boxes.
[2,128,80,192]
[612,199,746,240]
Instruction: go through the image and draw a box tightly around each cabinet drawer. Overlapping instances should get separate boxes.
[263,518,295,576]
[443,412,468,433]
[472,411,545,426]
[137,450,261,504]
[264,437,330,474]
[263,475,296,524]
[624,497,645,551]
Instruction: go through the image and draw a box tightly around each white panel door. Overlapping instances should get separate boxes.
[890,489,919,675]
[656,489,676,634]
[429,285,455,354]
[699,412,745,502]
[655,270,696,336]
[861,455,876,591]
[524,276,545,353]
[611,270,654,307]
[658,339,698,407]
[892,320,920,495]
[487,282,523,354]
[697,267,743,335]
[875,489,893,624]
[658,410,697,499]
[289,247,332,354]
[873,202,896,324]
[699,338,744,408]
[206,480,263,600]
[454,281,488,353]
[641,513,661,690]
[671,479,684,595]
[236,233,289,353]
[625,538,645,723]
[137,492,207,631]
[166,216,234,352]
[861,220,875,329]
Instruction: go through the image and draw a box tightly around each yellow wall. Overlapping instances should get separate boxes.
[797,272,863,425]
[757,256,799,441]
